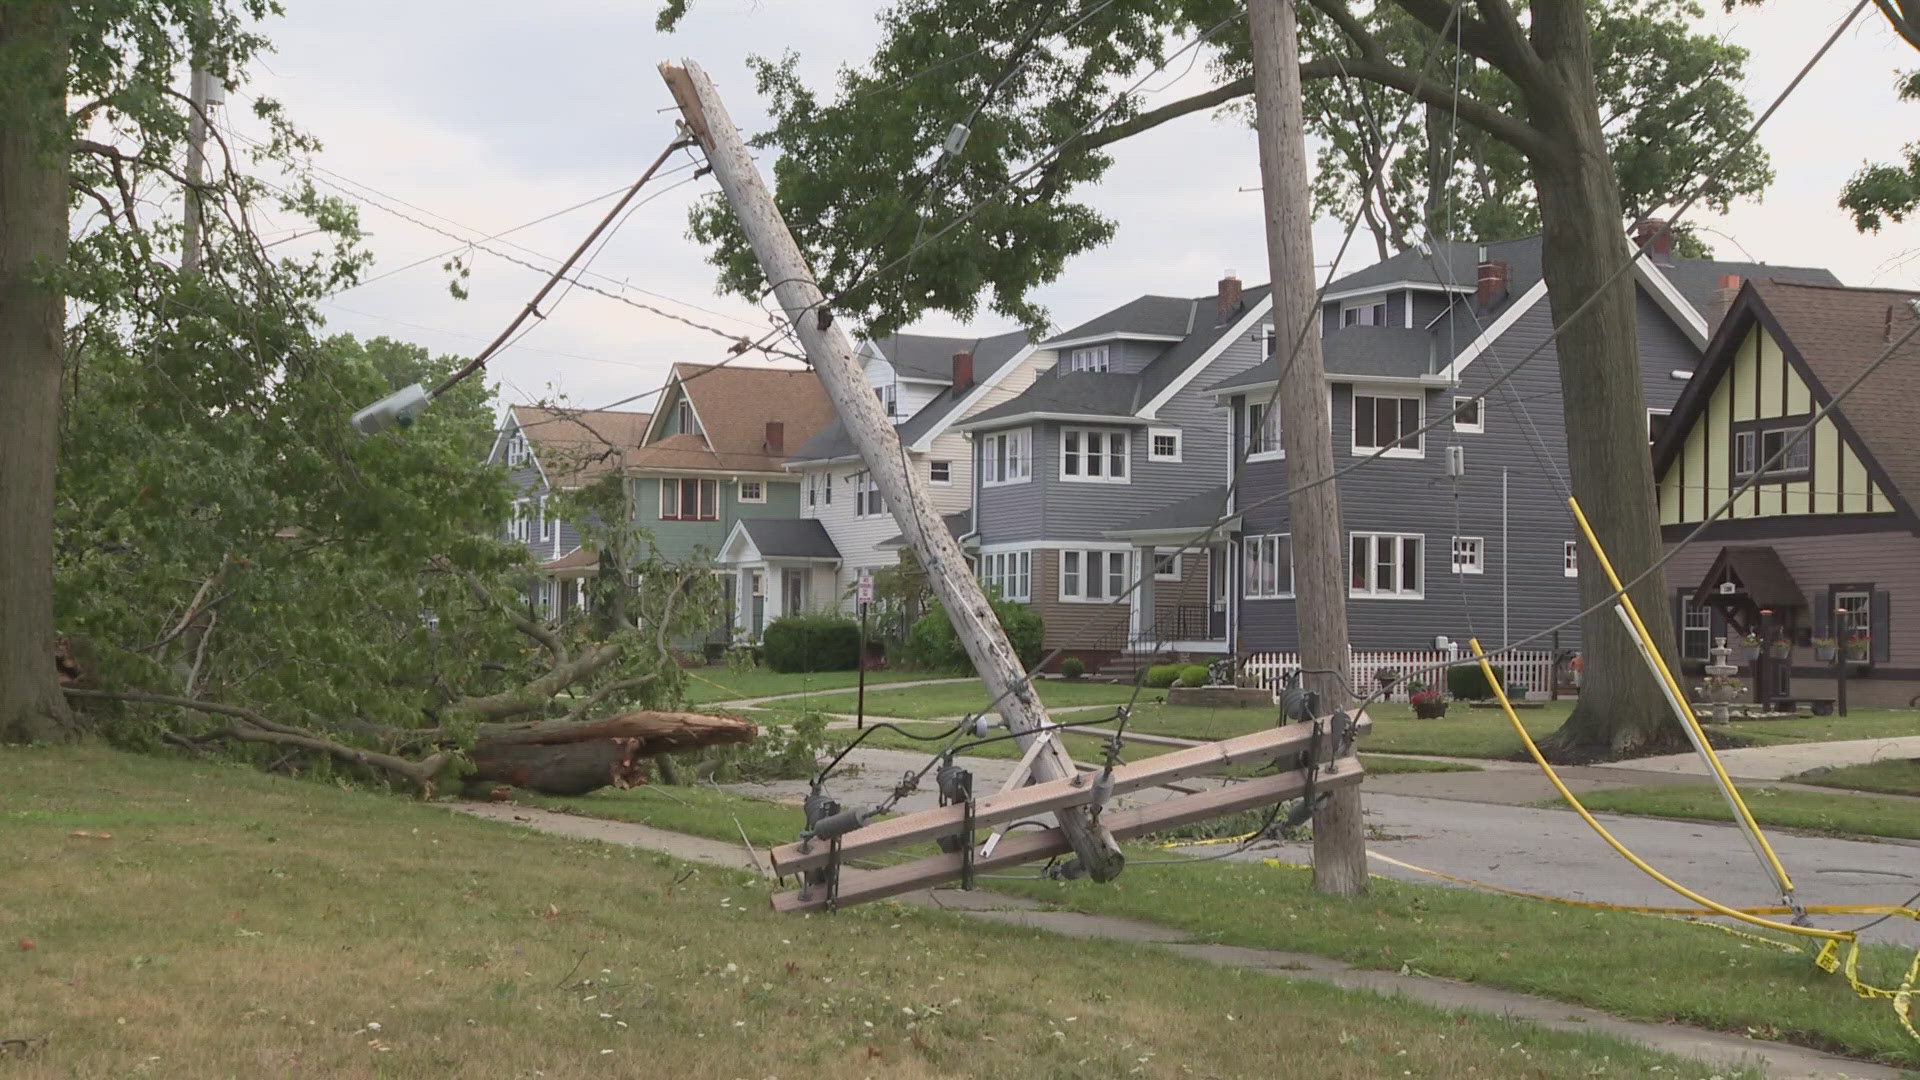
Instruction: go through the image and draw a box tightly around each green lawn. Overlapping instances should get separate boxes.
[522,782,801,845]
[1794,756,1920,797]
[0,747,1746,1080]
[1716,709,1920,746]
[1571,782,1920,840]
[680,664,945,704]
[1356,703,1568,759]
[992,853,1920,1069]
[807,679,1152,720]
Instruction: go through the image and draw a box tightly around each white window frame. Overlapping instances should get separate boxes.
[1835,590,1872,640]
[675,399,696,435]
[738,479,765,504]
[1059,548,1130,603]
[1147,427,1182,463]
[510,498,531,543]
[1647,407,1671,446]
[1065,344,1110,373]
[1564,540,1580,578]
[804,472,818,509]
[1152,549,1182,581]
[1352,391,1425,459]
[980,428,1032,487]
[1349,532,1424,599]
[1450,536,1484,575]
[1452,396,1484,434]
[1246,400,1283,461]
[1059,427,1130,484]
[659,477,718,522]
[875,382,897,418]
[929,460,952,484]
[1340,299,1388,327]
[505,432,529,467]
[537,495,552,542]
[1243,534,1294,599]
[1680,595,1713,661]
[853,471,886,519]
[977,550,1032,602]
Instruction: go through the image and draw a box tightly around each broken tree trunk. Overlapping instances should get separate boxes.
[465,710,757,797]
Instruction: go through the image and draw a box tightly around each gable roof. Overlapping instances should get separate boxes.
[790,328,1033,465]
[505,405,652,487]
[628,363,838,475]
[1044,295,1197,346]
[729,517,841,561]
[1692,545,1806,608]
[1653,279,1920,517]
[958,285,1274,431]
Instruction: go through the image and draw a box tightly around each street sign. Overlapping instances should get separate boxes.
[857,572,874,605]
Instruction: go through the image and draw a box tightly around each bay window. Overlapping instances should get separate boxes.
[978,550,1032,602]
[981,428,1032,486]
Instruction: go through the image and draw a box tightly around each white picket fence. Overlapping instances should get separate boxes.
[1240,647,1564,699]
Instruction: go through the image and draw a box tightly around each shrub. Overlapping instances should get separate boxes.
[1446,662,1505,701]
[1176,664,1209,687]
[905,598,1044,672]
[762,614,861,672]
[1060,656,1086,680]
[1144,664,1180,688]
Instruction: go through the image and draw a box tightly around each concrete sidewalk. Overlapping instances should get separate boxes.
[1597,735,1920,781]
[447,800,1901,1079]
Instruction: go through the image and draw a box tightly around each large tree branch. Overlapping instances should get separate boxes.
[1079,76,1254,154]
[1386,0,1548,95]
[449,561,569,665]
[63,688,454,794]
[1302,55,1549,159]
[442,640,627,725]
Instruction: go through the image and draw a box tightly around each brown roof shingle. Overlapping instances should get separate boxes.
[628,363,837,474]
[1751,280,1920,514]
[509,405,652,488]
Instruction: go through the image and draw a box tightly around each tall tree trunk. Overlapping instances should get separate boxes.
[1524,5,1684,760]
[0,2,79,745]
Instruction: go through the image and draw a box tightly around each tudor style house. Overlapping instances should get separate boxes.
[623,363,837,638]
[1212,228,1838,660]
[488,404,651,618]
[1654,279,1919,706]
[953,275,1274,672]
[718,329,1044,622]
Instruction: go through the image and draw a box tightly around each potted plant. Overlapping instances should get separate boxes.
[1374,667,1402,701]
[1740,633,1762,663]
[1812,637,1837,662]
[1845,633,1871,662]
[1410,687,1449,719]
[1768,636,1793,660]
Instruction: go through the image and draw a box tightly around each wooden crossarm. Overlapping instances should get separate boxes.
[769,713,1368,877]
[770,755,1365,913]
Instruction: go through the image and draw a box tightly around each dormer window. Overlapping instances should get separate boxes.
[1341,300,1388,327]
[1065,345,1110,373]
[875,383,897,417]
[505,432,530,467]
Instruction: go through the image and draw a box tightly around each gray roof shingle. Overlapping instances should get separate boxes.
[877,511,973,550]
[789,328,1033,464]
[1043,295,1197,345]
[1105,485,1234,537]
[737,518,841,560]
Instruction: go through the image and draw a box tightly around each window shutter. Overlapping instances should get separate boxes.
[1872,591,1891,664]
[1812,590,1829,639]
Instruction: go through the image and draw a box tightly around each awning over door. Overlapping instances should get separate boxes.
[1690,545,1806,610]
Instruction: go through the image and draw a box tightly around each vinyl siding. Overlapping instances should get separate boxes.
[632,474,802,563]
[1235,285,1692,653]
[1048,338,1167,377]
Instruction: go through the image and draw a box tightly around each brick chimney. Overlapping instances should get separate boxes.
[951,350,974,391]
[1217,270,1243,322]
[763,420,784,454]
[1711,273,1742,332]
[1476,258,1510,312]
[1631,219,1674,266]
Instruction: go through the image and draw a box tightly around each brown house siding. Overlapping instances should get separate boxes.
[1030,550,1134,660]
[1663,530,1920,705]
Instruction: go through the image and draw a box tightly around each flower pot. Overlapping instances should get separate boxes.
[1412,702,1449,719]
[1741,647,1761,663]
[1768,644,1792,660]
[1814,646,1837,662]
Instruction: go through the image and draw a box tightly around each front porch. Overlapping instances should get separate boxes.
[717,518,842,641]
[1105,485,1238,656]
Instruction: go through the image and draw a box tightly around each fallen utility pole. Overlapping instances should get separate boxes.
[1247,0,1367,894]
[658,60,1124,883]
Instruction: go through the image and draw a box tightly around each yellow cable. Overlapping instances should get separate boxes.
[1468,637,1846,942]
[1566,496,1796,895]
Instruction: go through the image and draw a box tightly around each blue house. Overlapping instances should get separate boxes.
[1211,227,1839,660]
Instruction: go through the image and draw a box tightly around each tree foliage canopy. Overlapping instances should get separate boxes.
[669,0,1768,336]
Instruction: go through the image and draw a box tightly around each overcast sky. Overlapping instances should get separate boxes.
[230,1,1920,414]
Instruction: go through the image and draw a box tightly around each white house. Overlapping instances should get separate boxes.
[715,329,1048,620]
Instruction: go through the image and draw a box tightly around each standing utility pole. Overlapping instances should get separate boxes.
[182,57,212,273]
[659,61,1125,883]
[1246,0,1368,894]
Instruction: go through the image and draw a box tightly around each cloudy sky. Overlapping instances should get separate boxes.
[229,1,1920,414]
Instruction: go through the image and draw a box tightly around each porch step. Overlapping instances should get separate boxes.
[1095,652,1171,679]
